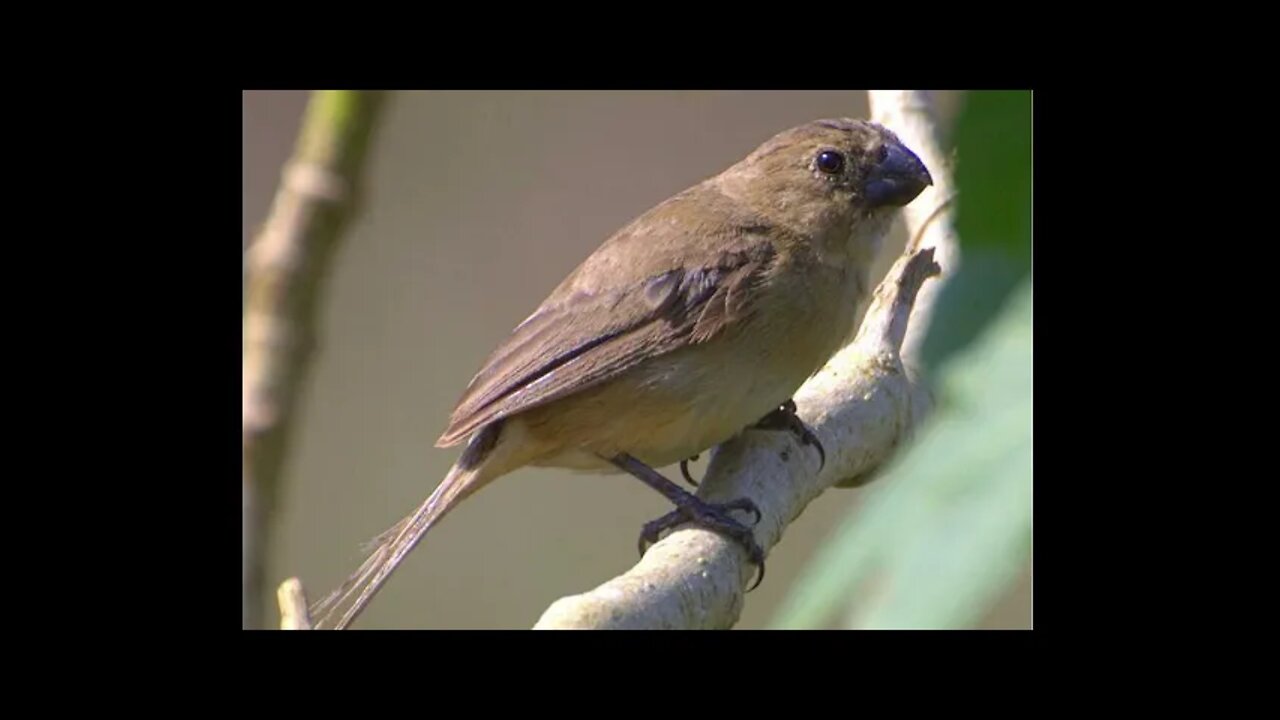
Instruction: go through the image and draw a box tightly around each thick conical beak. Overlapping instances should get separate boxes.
[864,140,933,208]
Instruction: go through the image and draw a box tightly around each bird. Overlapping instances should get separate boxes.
[308,117,932,629]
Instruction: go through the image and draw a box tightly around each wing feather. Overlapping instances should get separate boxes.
[435,237,776,447]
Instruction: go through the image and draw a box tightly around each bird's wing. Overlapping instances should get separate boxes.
[436,213,777,447]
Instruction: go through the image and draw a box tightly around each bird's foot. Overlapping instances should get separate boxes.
[637,496,766,591]
[754,399,825,471]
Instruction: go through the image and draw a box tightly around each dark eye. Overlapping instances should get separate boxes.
[816,150,845,174]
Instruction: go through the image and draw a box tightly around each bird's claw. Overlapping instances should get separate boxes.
[755,398,825,471]
[636,496,766,591]
[679,454,701,487]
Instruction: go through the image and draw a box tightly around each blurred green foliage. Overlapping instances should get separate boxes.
[922,90,1032,376]
[770,90,1032,629]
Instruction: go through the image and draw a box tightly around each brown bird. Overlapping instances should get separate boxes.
[309,117,932,629]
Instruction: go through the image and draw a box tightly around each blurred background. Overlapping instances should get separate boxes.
[243,90,1031,629]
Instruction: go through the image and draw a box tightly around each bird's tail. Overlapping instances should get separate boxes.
[308,421,509,630]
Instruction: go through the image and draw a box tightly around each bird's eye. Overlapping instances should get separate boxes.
[816,150,845,174]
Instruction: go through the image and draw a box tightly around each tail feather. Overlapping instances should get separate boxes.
[309,420,512,630]
[309,462,480,630]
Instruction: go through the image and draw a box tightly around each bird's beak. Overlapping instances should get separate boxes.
[864,140,933,208]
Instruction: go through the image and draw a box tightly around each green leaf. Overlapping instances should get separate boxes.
[921,90,1032,375]
[952,90,1033,260]
[849,280,1031,629]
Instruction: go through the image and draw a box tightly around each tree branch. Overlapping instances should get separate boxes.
[243,91,387,629]
[277,577,313,629]
[532,91,958,630]
[867,90,960,370]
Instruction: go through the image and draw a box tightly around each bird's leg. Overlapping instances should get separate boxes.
[609,452,766,591]
[679,454,701,487]
[754,399,825,471]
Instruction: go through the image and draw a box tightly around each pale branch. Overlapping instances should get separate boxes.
[868,90,960,371]
[533,92,960,630]
[243,91,387,629]
[278,578,313,629]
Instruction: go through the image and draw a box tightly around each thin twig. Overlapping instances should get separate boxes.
[278,578,313,629]
[868,90,960,371]
[242,91,388,629]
